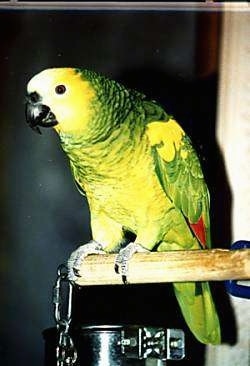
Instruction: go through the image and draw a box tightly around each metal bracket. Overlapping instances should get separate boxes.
[119,327,185,361]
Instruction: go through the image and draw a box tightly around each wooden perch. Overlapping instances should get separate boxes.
[74,248,250,286]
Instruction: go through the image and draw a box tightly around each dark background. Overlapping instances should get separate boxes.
[0,9,234,366]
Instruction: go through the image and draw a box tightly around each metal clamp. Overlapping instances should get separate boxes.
[119,326,185,361]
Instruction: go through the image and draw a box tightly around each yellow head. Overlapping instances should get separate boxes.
[26,68,96,135]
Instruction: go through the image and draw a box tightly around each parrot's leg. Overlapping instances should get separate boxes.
[114,242,149,284]
[68,240,105,281]
[68,211,125,281]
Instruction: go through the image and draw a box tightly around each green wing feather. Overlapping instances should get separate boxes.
[147,119,210,247]
[146,119,220,344]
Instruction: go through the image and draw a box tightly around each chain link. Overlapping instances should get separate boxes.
[53,264,78,366]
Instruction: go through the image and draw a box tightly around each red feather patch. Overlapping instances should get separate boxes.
[190,216,207,249]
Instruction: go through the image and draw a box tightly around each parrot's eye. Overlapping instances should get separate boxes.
[55,85,66,95]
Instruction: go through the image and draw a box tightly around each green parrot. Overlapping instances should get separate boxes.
[25,68,221,344]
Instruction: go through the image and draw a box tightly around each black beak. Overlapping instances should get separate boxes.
[25,92,58,134]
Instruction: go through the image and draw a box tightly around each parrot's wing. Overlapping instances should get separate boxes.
[146,119,221,345]
[146,119,210,248]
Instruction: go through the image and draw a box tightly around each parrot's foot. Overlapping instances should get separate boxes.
[68,240,105,281]
[114,242,149,284]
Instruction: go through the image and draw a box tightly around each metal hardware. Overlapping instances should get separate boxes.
[166,329,185,361]
[53,264,77,366]
[51,265,185,364]
[119,326,185,361]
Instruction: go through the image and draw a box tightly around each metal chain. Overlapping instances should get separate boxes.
[53,264,78,366]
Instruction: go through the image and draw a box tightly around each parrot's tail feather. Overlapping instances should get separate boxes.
[173,281,221,344]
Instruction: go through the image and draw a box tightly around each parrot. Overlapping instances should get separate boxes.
[25,67,221,345]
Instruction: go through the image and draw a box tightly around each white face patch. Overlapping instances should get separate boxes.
[27,69,55,96]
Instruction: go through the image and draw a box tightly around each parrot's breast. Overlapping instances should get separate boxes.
[67,130,173,239]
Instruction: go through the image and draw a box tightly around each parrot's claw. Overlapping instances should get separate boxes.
[67,240,105,281]
[114,242,148,284]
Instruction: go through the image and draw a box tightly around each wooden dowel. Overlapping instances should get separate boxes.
[74,248,250,286]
